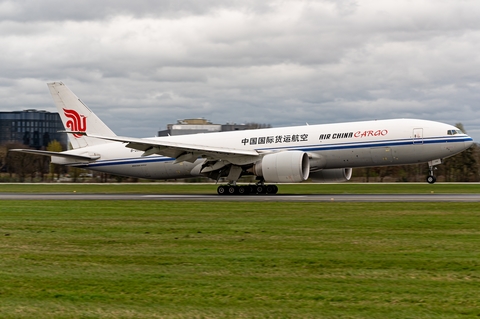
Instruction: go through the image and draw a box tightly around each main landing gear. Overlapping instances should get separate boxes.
[217,184,279,195]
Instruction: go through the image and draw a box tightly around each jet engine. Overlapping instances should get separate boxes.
[253,151,310,183]
[309,168,353,183]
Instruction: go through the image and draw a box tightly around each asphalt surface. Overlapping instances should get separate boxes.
[1,193,479,202]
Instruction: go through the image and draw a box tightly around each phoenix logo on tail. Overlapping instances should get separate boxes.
[63,108,86,138]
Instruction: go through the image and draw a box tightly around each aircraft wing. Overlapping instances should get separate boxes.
[83,134,260,162]
[9,149,100,162]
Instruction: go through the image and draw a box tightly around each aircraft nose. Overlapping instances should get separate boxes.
[465,137,474,149]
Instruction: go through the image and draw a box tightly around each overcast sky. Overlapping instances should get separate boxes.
[1,0,479,141]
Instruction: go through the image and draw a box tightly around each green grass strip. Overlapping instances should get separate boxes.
[0,200,479,318]
[0,182,479,194]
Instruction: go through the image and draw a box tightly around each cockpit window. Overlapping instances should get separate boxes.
[447,129,463,135]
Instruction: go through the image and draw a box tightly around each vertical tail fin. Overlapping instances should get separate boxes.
[48,82,116,149]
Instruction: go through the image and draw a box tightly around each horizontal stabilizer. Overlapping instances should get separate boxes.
[9,149,100,162]
[58,130,87,136]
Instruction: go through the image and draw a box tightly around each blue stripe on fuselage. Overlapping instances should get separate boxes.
[257,136,473,153]
[73,155,175,169]
[74,135,472,168]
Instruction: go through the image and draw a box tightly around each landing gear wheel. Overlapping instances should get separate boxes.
[217,185,226,195]
[227,186,237,195]
[237,186,248,195]
[256,185,266,194]
[272,185,278,194]
[266,185,277,194]
[427,175,436,184]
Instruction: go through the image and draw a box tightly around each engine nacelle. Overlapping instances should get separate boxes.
[253,151,310,183]
[309,168,353,183]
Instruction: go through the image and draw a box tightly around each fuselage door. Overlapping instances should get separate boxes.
[413,128,423,144]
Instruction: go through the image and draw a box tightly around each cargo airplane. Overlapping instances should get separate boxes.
[12,82,474,195]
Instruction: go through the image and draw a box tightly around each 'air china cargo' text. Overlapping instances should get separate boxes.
[319,130,388,140]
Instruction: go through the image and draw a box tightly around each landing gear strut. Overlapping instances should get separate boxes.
[426,159,441,184]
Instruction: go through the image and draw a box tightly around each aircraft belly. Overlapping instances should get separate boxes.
[88,163,166,179]
[139,161,167,179]
[320,144,428,168]
[383,145,422,164]
[137,161,198,179]
[163,161,199,179]
[320,149,376,168]
[368,144,431,165]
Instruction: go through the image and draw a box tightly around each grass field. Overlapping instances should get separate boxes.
[1,197,479,318]
[0,182,479,194]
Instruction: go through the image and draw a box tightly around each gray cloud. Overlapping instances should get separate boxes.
[0,0,479,141]
[0,0,270,21]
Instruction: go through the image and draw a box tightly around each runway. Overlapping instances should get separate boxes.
[1,193,479,202]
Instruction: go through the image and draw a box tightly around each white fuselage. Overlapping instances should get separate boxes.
[55,119,474,180]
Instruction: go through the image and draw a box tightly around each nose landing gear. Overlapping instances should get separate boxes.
[426,159,441,184]
[426,174,436,184]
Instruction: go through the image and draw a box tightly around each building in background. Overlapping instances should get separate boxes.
[0,110,67,150]
[158,118,271,136]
